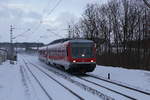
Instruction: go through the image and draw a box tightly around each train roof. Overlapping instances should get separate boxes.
[68,39,93,43]
[49,38,93,45]
[49,38,71,45]
[39,38,94,50]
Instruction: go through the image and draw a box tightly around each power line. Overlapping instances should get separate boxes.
[14,0,63,40]
[31,0,63,31]
[46,0,62,16]
[42,0,52,13]
[47,28,64,38]
[28,0,63,41]
[30,0,63,33]
[12,29,31,39]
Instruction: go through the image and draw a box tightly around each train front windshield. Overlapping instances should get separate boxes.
[71,43,94,58]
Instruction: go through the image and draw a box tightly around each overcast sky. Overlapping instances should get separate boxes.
[0,0,108,44]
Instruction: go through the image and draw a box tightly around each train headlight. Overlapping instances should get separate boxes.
[91,60,94,62]
[81,54,85,57]
[73,60,76,63]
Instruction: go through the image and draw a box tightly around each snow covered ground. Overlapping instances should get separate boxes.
[0,60,28,100]
[91,65,150,92]
[0,53,150,100]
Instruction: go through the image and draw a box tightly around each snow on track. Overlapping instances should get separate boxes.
[78,75,150,100]
[87,74,150,95]
[92,65,150,92]
[22,59,83,100]
[23,61,105,99]
[22,55,114,100]
[88,74,150,95]
[42,65,135,100]
[76,77,136,100]
[22,64,53,100]
[20,62,53,100]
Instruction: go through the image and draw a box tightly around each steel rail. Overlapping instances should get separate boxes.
[23,59,84,100]
[86,74,150,96]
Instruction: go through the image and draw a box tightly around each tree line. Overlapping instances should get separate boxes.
[67,0,150,70]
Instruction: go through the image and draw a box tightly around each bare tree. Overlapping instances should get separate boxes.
[66,0,150,69]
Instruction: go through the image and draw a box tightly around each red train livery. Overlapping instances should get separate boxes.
[38,38,96,73]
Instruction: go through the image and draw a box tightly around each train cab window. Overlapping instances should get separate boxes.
[71,43,94,58]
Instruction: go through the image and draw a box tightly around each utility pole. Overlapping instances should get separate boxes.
[10,25,13,44]
[68,25,71,38]
[10,25,15,64]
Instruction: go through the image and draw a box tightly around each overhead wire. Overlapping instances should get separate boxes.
[42,0,52,14]
[12,29,31,39]
[31,0,63,41]
[14,0,63,39]
[46,0,62,16]
[46,28,64,38]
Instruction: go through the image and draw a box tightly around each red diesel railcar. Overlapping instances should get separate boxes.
[39,38,96,73]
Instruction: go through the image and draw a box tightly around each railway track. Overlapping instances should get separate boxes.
[77,76,136,100]
[26,61,115,100]
[86,74,150,96]
[21,54,150,100]
[75,74,150,100]
[23,60,53,100]
[22,59,84,100]
[25,58,141,100]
